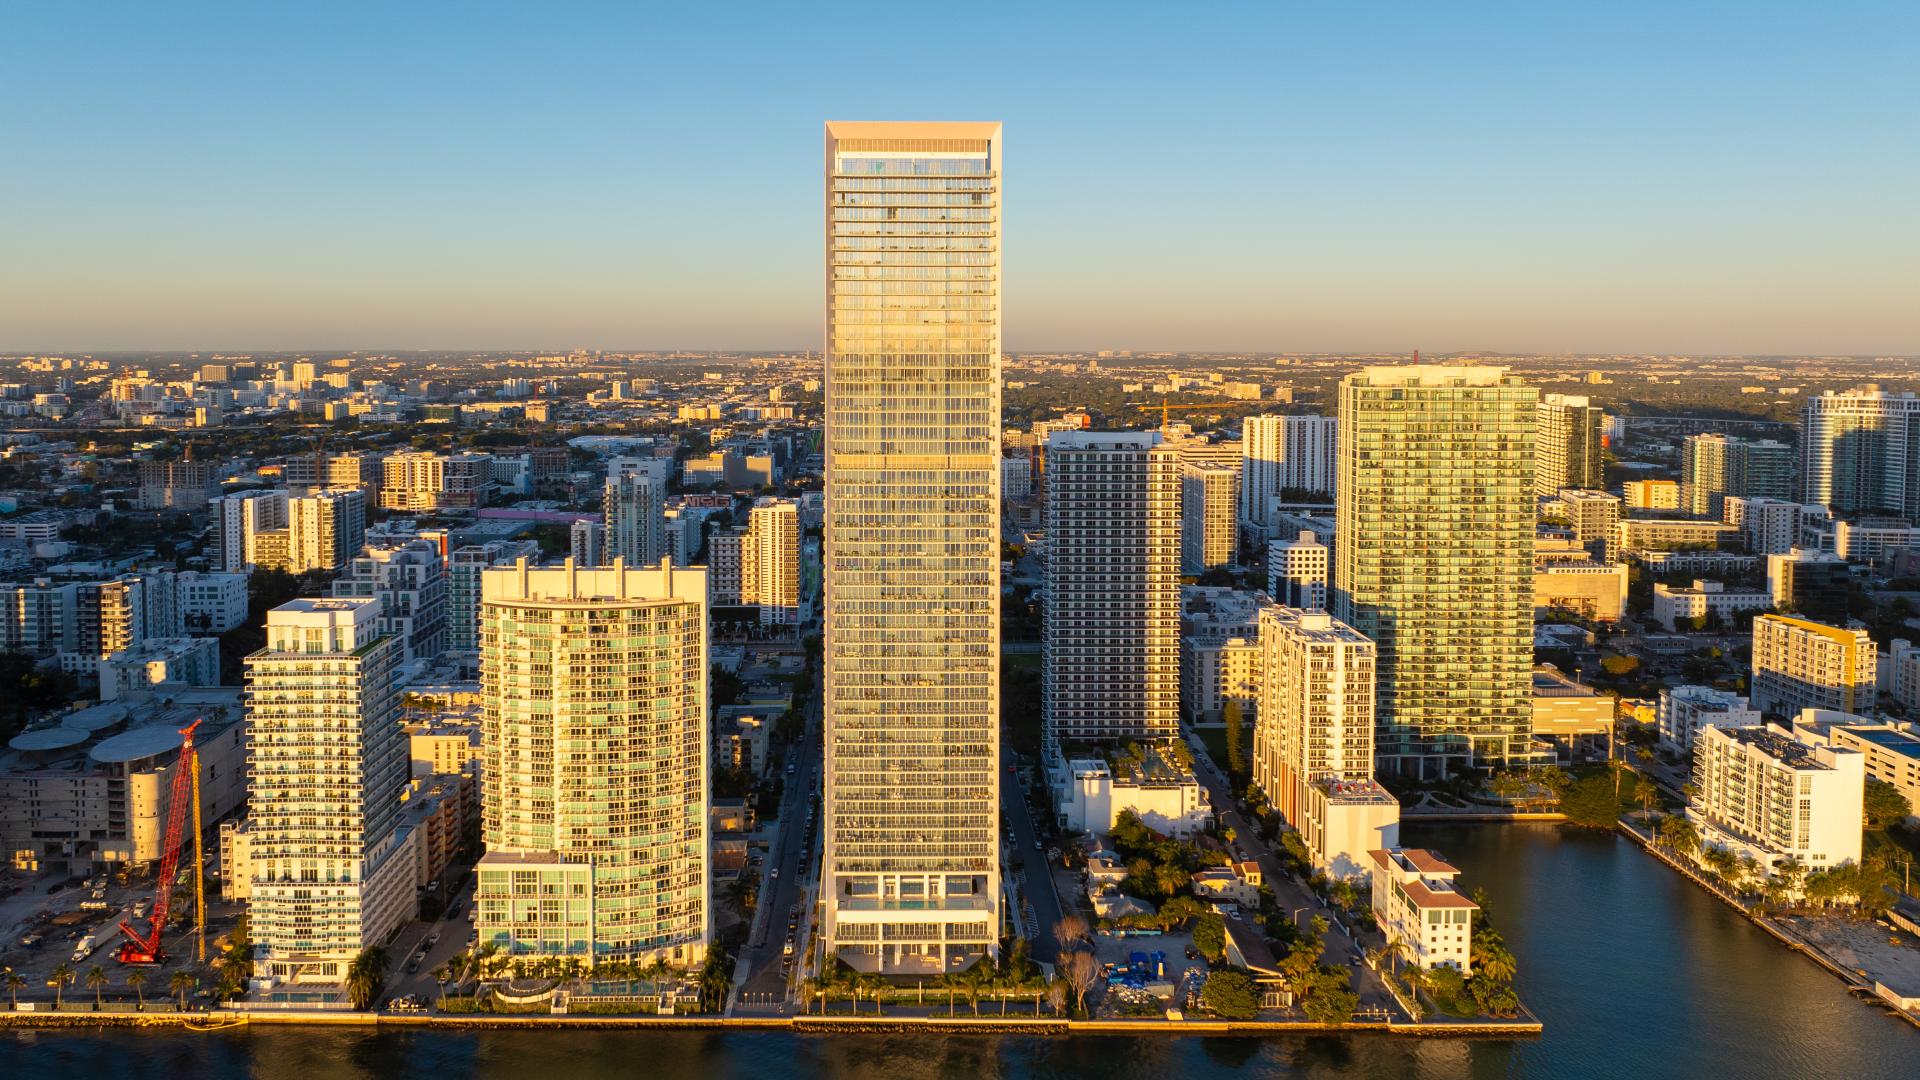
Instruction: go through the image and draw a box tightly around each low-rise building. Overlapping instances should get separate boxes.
[1811,717,1920,822]
[1530,666,1614,764]
[1651,579,1772,632]
[1299,776,1401,881]
[1657,685,1763,754]
[99,637,221,700]
[1368,848,1478,974]
[1053,747,1210,839]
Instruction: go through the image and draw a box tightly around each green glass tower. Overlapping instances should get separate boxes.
[1334,365,1538,778]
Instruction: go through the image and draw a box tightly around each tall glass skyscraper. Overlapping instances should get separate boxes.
[821,121,1002,974]
[1334,365,1538,777]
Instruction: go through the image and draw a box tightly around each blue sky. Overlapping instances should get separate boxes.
[2,2,1914,354]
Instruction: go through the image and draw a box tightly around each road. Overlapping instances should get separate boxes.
[1182,728,1401,1017]
[382,874,478,1005]
[1000,752,1066,967]
[734,681,823,1010]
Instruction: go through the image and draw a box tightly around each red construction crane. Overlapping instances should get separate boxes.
[117,719,204,965]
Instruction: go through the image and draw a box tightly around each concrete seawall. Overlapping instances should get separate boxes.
[0,1010,1542,1037]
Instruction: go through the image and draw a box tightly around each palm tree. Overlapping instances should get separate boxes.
[1378,935,1409,977]
[1476,943,1519,985]
[170,971,197,1011]
[346,946,390,1011]
[6,971,26,1011]
[1400,964,1430,1020]
[127,969,150,1011]
[49,963,74,1010]
[86,965,108,1011]
[859,972,888,1016]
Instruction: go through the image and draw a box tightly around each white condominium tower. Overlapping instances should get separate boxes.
[605,457,668,566]
[476,558,709,965]
[1534,393,1604,497]
[1043,431,1181,744]
[821,120,1002,975]
[746,497,803,626]
[1254,606,1377,823]
[1800,387,1920,517]
[245,598,413,995]
[1241,414,1336,527]
[1335,365,1537,777]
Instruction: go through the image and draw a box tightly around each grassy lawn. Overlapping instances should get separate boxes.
[1194,726,1229,770]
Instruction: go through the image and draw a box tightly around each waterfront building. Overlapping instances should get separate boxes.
[1241,414,1336,527]
[1334,365,1537,776]
[821,121,1002,974]
[1267,530,1329,610]
[1182,461,1240,573]
[1535,393,1604,497]
[1367,848,1477,973]
[1749,614,1877,719]
[1689,722,1864,877]
[1529,666,1615,765]
[1657,685,1763,753]
[246,599,414,997]
[330,540,449,663]
[475,559,709,965]
[1817,719,1920,822]
[1254,606,1397,879]
[1800,386,1920,516]
[1043,431,1181,744]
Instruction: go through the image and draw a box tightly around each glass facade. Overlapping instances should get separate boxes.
[822,121,1002,974]
[1334,366,1538,776]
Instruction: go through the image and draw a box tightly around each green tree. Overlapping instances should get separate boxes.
[1864,777,1913,830]
[49,963,74,1010]
[126,968,149,1011]
[1633,774,1662,818]
[6,971,26,1010]
[1558,774,1626,828]
[1191,912,1226,962]
[169,971,197,1011]
[1200,966,1260,1019]
[1302,970,1358,1025]
[1223,697,1247,778]
[346,946,390,1011]
[1600,654,1640,678]
[85,964,108,1010]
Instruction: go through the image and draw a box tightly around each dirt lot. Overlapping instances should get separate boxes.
[1779,914,1920,997]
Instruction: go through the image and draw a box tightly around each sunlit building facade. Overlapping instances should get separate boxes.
[1335,365,1537,776]
[475,559,709,966]
[821,121,1002,974]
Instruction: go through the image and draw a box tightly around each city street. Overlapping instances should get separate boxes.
[734,677,823,1010]
[1182,728,1404,1018]
[1000,752,1066,967]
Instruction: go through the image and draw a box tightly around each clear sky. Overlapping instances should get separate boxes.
[2,2,1914,355]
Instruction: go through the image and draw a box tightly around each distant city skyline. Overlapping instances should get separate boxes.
[3,4,1916,354]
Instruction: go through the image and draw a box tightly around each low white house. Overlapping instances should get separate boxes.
[1055,752,1210,839]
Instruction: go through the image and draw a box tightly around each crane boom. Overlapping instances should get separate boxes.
[116,719,201,965]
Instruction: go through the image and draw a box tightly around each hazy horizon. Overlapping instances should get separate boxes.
[4,3,1915,355]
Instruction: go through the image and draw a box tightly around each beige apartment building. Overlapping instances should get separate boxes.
[1749,614,1877,718]
[475,559,709,966]
[820,121,1002,975]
